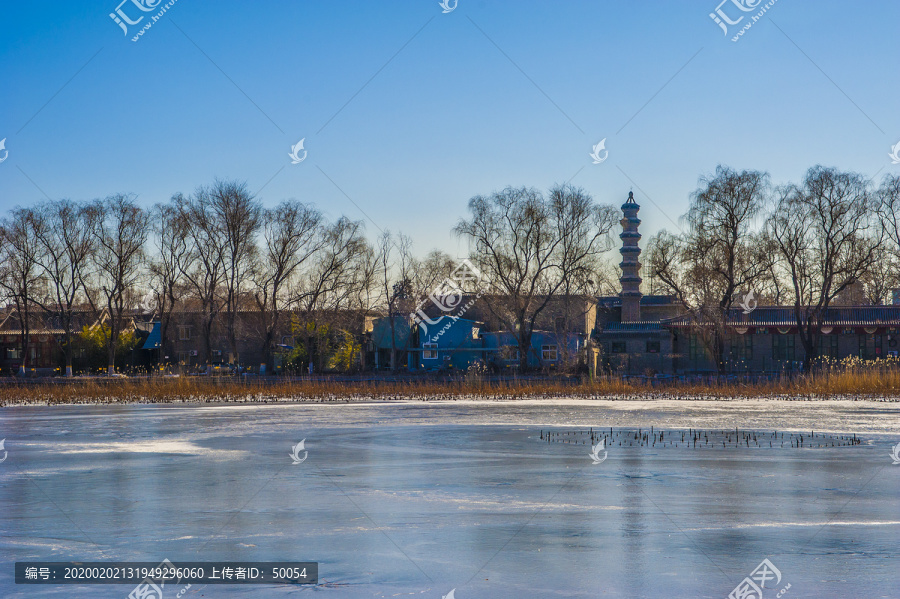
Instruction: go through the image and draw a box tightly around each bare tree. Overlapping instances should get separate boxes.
[410,249,456,296]
[87,194,149,375]
[874,174,900,303]
[455,184,616,371]
[177,189,226,366]
[767,166,881,370]
[175,180,261,368]
[756,256,790,306]
[647,166,772,371]
[0,208,44,375]
[552,185,619,370]
[860,246,896,305]
[213,181,262,364]
[877,174,900,252]
[148,201,190,365]
[293,216,371,372]
[31,200,95,377]
[376,231,415,371]
[252,200,322,373]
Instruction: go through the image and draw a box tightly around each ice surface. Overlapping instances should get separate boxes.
[1,399,898,598]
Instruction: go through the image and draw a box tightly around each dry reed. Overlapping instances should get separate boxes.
[2,358,900,406]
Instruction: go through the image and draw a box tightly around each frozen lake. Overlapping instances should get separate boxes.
[1,399,899,598]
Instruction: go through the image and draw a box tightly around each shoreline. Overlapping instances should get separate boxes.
[3,373,900,407]
[3,390,900,407]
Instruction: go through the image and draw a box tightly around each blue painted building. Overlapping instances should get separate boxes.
[416,317,485,371]
[370,316,414,370]
[481,330,585,371]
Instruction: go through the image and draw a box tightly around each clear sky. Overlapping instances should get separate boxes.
[2,0,898,259]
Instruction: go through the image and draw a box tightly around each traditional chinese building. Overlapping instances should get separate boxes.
[595,193,900,375]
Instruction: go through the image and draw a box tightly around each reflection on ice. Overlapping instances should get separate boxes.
[59,440,246,456]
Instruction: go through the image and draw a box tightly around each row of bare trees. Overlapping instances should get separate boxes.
[4,169,896,376]
[0,196,147,376]
[0,183,366,374]
[647,166,900,371]
[0,179,470,375]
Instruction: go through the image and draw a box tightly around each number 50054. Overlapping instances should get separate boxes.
[272,567,307,579]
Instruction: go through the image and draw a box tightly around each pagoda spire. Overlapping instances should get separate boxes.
[619,191,642,322]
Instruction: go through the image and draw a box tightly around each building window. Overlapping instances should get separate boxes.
[646,341,660,354]
[178,326,192,341]
[818,335,838,359]
[858,334,880,360]
[501,345,520,361]
[542,345,558,361]
[178,351,192,364]
[611,341,626,354]
[423,343,437,359]
[688,335,705,361]
[772,335,795,361]
[7,348,22,360]
[732,335,752,362]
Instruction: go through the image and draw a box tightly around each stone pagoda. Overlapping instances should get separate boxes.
[619,191,642,322]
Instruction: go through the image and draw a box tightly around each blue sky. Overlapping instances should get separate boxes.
[2,0,898,258]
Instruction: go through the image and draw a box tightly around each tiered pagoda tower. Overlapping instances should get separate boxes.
[619,191,642,322]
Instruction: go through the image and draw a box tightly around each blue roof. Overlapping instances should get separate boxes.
[141,322,161,349]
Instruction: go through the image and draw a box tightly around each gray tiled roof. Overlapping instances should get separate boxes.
[600,321,663,333]
[662,306,900,327]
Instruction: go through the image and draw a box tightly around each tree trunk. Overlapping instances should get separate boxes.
[107,310,119,376]
[160,317,171,366]
[228,310,239,365]
[517,329,531,372]
[713,328,726,374]
[261,310,277,376]
[202,311,214,369]
[19,302,30,377]
[800,328,817,373]
[65,332,73,377]
[160,295,173,366]
[388,314,397,372]
[107,340,116,376]
[107,325,117,375]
